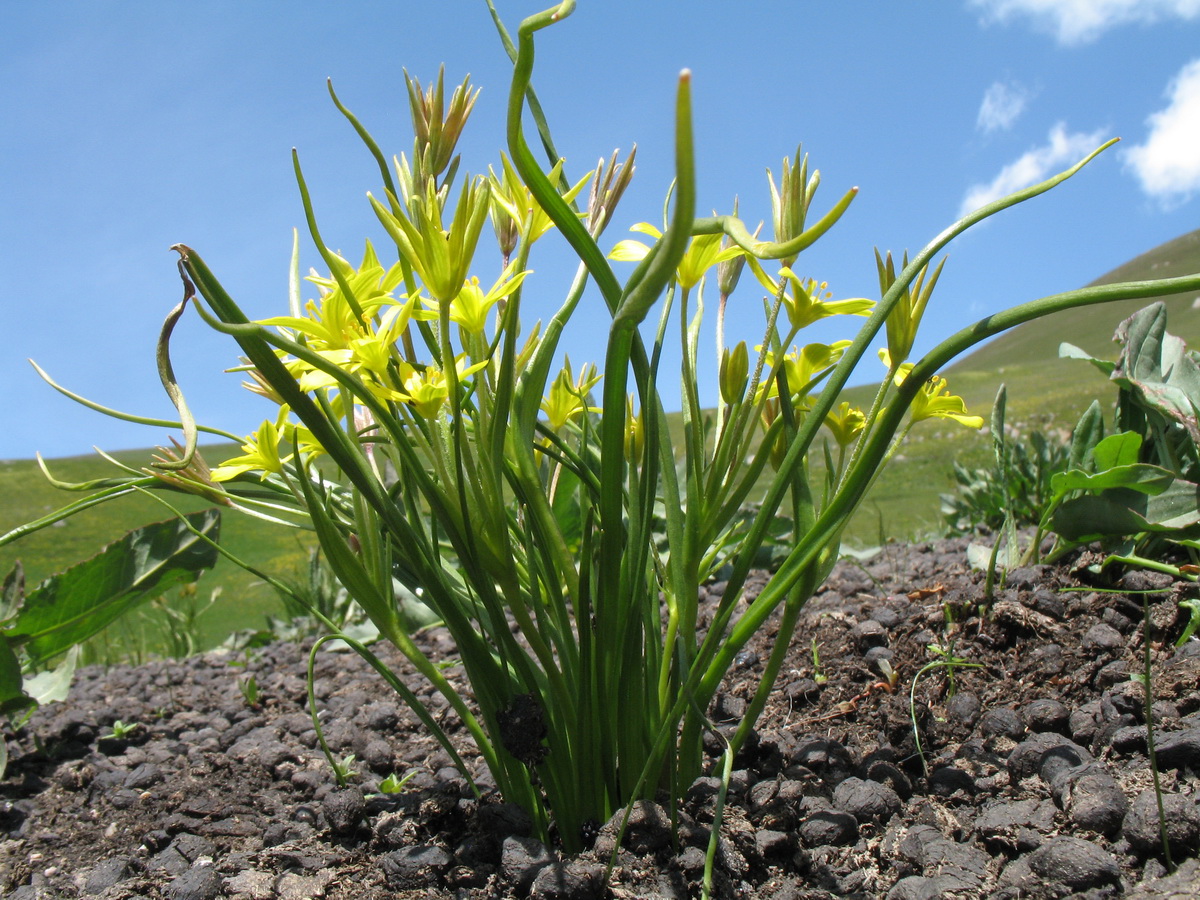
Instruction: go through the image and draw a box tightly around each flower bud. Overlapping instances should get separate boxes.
[767,146,817,267]
[877,248,947,366]
[624,394,645,464]
[759,399,787,471]
[719,341,749,406]
[404,67,479,183]
[587,147,637,237]
[717,196,750,299]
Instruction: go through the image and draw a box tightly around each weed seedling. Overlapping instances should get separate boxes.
[1176,596,1200,646]
[332,753,358,784]
[238,673,260,708]
[810,636,828,685]
[909,648,982,775]
[100,720,141,741]
[1132,594,1175,873]
[379,770,417,794]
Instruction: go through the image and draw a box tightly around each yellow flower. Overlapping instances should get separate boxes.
[261,241,406,350]
[878,348,915,386]
[210,407,294,481]
[488,152,592,251]
[910,376,983,429]
[609,222,744,290]
[748,262,874,332]
[348,296,423,380]
[428,263,531,335]
[824,402,866,447]
[371,174,491,305]
[401,355,488,419]
[756,341,852,404]
[541,358,601,431]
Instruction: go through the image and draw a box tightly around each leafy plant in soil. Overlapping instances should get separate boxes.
[4,0,1200,869]
[1035,301,1200,569]
[941,384,1070,537]
[0,509,220,774]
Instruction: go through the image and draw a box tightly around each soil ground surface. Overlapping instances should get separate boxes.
[2,536,1200,899]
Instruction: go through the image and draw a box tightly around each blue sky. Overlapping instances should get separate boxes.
[2,0,1199,462]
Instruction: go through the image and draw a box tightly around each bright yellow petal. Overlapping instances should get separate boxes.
[608,239,651,262]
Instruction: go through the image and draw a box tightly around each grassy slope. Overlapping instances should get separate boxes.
[0,447,311,654]
[843,227,1200,543]
[3,229,1198,649]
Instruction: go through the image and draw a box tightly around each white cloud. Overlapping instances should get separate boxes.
[977,80,1029,132]
[1125,58,1200,207]
[960,123,1108,216]
[969,0,1200,45]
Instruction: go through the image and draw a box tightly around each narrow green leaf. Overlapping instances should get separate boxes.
[1,562,24,624]
[1069,401,1104,471]
[0,637,33,716]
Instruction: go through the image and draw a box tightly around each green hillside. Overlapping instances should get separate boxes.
[815,228,1200,544]
[947,228,1200,428]
[0,447,313,655]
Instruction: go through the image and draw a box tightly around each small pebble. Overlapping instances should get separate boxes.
[1123,789,1200,856]
[1027,836,1120,890]
[832,776,901,823]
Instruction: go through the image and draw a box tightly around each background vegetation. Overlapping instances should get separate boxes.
[3,228,1197,657]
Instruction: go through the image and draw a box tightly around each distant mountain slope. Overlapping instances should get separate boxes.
[943,228,1200,427]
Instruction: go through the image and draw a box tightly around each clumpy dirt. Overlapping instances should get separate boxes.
[2,536,1200,899]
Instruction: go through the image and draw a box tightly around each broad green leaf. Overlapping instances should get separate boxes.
[8,509,220,666]
[1053,495,1157,542]
[0,562,23,624]
[1113,303,1200,445]
[1050,463,1173,496]
[23,645,80,705]
[1054,480,1200,541]
[1092,431,1142,471]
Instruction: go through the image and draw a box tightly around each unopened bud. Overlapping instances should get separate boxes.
[719,341,749,406]
[624,394,645,464]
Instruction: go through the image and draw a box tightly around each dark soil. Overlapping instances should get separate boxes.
[3,537,1200,899]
